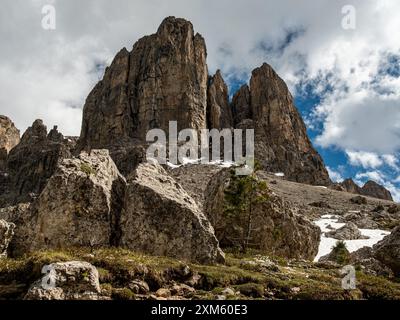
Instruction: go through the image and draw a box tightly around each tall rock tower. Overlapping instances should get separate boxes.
[78,17,208,150]
[77,17,331,185]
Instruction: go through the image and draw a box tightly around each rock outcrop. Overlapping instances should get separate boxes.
[325,222,369,240]
[207,70,233,129]
[231,63,331,186]
[374,226,400,276]
[350,247,394,278]
[202,168,320,260]
[12,150,126,255]
[120,161,225,265]
[4,120,73,204]
[339,178,393,201]
[78,16,208,152]
[24,261,101,300]
[75,17,331,187]
[0,220,15,257]
[362,181,393,201]
[0,115,20,170]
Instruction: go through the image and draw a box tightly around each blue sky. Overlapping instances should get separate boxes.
[1,0,399,200]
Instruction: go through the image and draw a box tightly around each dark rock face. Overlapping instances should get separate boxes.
[340,178,393,201]
[231,63,331,186]
[78,16,208,151]
[207,70,233,129]
[4,120,73,203]
[232,85,251,125]
[362,181,393,201]
[374,226,400,276]
[0,115,20,170]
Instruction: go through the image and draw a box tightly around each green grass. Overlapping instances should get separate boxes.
[80,163,96,176]
[1,247,400,300]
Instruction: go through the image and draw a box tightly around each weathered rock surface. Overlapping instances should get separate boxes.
[78,16,208,151]
[0,115,20,170]
[207,70,233,129]
[362,181,393,201]
[339,212,378,229]
[24,261,101,300]
[0,220,15,257]
[120,161,225,265]
[326,222,369,240]
[4,120,73,204]
[350,247,394,278]
[232,63,331,186]
[12,150,126,255]
[232,85,252,125]
[374,226,400,276]
[340,178,393,201]
[203,169,320,260]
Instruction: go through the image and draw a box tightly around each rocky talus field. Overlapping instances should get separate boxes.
[0,17,399,300]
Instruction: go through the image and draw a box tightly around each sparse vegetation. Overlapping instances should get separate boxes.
[1,247,399,300]
[80,163,96,176]
[223,162,269,253]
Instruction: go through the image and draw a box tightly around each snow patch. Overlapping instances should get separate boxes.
[314,215,390,262]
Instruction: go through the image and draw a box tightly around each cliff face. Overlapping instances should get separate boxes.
[232,63,331,185]
[77,16,330,185]
[0,116,20,170]
[78,17,208,150]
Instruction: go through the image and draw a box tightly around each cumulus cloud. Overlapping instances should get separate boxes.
[1,0,399,140]
[346,150,383,169]
[326,166,344,183]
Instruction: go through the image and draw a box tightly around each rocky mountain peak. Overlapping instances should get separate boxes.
[20,119,47,145]
[339,178,393,201]
[207,70,233,129]
[78,16,208,150]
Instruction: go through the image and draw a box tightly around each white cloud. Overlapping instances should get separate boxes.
[355,171,385,185]
[382,154,399,170]
[1,0,399,142]
[326,166,344,183]
[346,150,383,169]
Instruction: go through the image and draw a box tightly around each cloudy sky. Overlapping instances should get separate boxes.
[1,0,399,200]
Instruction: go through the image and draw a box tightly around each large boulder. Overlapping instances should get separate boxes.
[24,261,101,300]
[4,120,74,204]
[0,220,15,257]
[350,247,394,278]
[374,226,400,276]
[204,169,320,260]
[231,63,331,186]
[326,222,369,240]
[12,150,126,256]
[120,161,225,265]
[78,16,208,151]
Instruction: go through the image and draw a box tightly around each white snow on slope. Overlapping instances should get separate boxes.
[314,214,390,262]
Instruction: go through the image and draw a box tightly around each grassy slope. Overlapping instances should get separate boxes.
[0,247,399,300]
